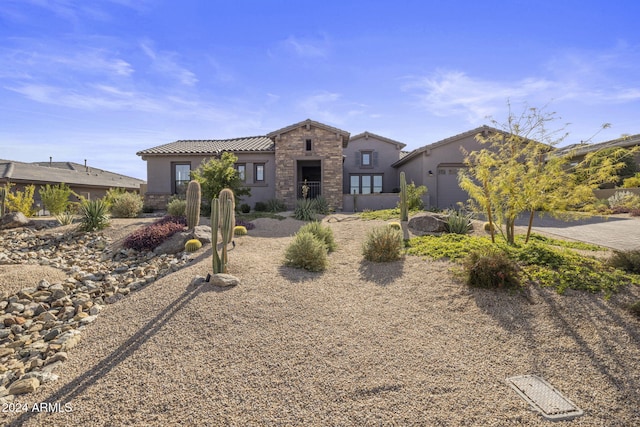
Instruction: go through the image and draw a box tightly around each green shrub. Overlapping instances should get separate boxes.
[104,187,127,206]
[362,226,404,262]
[299,221,336,252]
[463,248,520,289]
[400,182,427,210]
[5,184,36,217]
[54,211,75,226]
[234,225,248,236]
[254,201,267,212]
[514,242,568,270]
[622,173,640,188]
[39,183,74,215]
[294,198,317,221]
[167,198,187,217]
[79,199,110,232]
[628,301,640,317]
[284,231,328,272]
[608,249,640,274]
[266,198,287,212]
[239,203,250,213]
[109,192,143,218]
[445,209,473,234]
[313,196,330,214]
[608,190,640,208]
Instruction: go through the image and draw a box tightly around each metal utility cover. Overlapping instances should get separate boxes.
[506,375,584,421]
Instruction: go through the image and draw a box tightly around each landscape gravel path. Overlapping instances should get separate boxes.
[2,215,640,426]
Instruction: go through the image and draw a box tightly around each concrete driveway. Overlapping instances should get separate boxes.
[526,214,640,251]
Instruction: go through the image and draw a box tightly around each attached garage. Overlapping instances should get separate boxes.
[436,164,469,209]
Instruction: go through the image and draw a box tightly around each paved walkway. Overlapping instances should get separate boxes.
[525,214,640,251]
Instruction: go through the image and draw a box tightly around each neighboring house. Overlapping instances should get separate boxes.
[555,133,640,168]
[392,126,502,209]
[138,120,514,212]
[0,159,145,212]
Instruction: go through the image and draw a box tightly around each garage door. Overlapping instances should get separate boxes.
[437,166,469,209]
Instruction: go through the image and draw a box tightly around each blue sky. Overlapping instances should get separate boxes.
[1,0,639,181]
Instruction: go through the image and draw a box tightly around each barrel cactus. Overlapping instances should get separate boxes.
[184,239,202,253]
[185,180,201,230]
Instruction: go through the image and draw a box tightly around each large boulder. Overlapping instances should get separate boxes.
[191,225,212,244]
[408,213,448,234]
[153,231,191,255]
[0,212,30,230]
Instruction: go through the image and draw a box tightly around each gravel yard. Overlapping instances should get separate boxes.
[2,215,640,426]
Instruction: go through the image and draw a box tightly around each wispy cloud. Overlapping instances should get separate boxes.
[271,34,330,59]
[404,44,640,123]
[140,40,198,86]
[298,91,343,123]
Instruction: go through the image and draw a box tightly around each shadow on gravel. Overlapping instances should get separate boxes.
[277,265,324,282]
[358,259,404,286]
[8,284,206,427]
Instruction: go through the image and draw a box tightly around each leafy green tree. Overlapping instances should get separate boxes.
[573,147,638,188]
[460,103,619,245]
[39,183,75,215]
[191,152,250,204]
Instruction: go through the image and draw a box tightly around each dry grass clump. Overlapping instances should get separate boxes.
[362,225,403,262]
[283,231,328,272]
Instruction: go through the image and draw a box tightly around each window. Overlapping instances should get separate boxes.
[173,163,191,195]
[235,163,246,181]
[305,139,312,151]
[254,163,265,182]
[350,174,383,194]
[361,151,373,168]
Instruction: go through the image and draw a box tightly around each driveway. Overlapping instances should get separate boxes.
[525,214,640,251]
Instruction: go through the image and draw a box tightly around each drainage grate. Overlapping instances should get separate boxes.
[506,375,584,421]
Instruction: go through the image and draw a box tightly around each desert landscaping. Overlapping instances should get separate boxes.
[1,213,640,426]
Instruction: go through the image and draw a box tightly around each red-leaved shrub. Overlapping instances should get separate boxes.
[123,216,187,251]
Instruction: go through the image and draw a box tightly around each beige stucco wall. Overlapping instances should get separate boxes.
[398,133,484,209]
[274,125,345,210]
[343,135,403,193]
[142,152,275,210]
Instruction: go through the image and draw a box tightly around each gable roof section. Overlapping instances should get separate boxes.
[391,125,503,167]
[266,119,351,147]
[555,133,640,157]
[136,136,275,157]
[349,131,406,149]
[0,159,145,189]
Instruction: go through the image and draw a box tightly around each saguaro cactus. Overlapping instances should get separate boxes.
[399,171,408,221]
[210,188,236,274]
[218,188,235,244]
[185,180,201,230]
[0,186,6,216]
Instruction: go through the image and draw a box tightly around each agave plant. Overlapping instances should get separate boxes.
[79,199,110,232]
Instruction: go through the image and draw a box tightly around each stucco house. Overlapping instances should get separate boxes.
[0,158,145,212]
[391,126,501,209]
[137,119,512,212]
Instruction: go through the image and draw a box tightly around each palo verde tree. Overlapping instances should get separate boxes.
[459,102,618,245]
[191,152,250,206]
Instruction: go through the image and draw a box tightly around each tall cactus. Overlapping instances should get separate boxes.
[399,171,408,221]
[218,188,235,244]
[210,188,236,274]
[0,186,6,216]
[211,198,222,274]
[185,180,201,230]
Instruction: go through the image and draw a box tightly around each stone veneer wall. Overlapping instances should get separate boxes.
[274,126,345,210]
[144,193,171,210]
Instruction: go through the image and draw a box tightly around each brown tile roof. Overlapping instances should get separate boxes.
[136,136,275,156]
[0,159,145,189]
[266,119,351,147]
[555,133,640,157]
[350,131,407,149]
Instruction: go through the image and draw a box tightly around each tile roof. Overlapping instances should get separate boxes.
[555,133,640,157]
[266,119,351,147]
[136,136,275,156]
[391,125,503,167]
[0,159,145,189]
[350,131,407,149]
